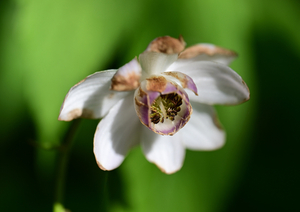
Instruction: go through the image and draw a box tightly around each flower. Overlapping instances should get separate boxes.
[58,36,250,174]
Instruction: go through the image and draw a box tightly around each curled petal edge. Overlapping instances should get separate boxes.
[179,43,237,59]
[162,71,198,95]
[134,77,192,136]
[178,43,237,66]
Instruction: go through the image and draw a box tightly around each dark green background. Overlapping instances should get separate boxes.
[0,0,299,211]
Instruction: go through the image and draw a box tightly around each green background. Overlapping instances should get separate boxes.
[0,0,299,211]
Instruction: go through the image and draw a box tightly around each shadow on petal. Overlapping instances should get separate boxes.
[93,93,141,170]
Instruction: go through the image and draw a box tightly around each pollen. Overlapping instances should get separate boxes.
[150,93,183,124]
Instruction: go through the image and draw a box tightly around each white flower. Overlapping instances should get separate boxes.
[58,36,250,174]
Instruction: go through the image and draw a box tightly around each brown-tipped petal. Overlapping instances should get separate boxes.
[58,70,130,121]
[146,35,186,54]
[162,71,198,95]
[110,58,141,91]
[178,43,238,65]
[145,76,168,92]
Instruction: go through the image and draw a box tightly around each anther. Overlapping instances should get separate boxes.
[150,92,183,124]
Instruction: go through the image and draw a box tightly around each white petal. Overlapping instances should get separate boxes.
[139,52,178,80]
[166,61,250,105]
[58,70,130,121]
[178,43,237,65]
[94,94,141,171]
[111,58,141,91]
[181,102,225,150]
[141,126,185,174]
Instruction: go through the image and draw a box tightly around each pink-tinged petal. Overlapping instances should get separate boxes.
[134,84,160,127]
[94,93,141,171]
[166,61,250,105]
[111,58,141,91]
[141,126,185,174]
[146,35,186,54]
[178,43,237,65]
[58,70,131,121]
[139,52,178,79]
[182,102,225,150]
[161,82,178,94]
[162,71,198,95]
[134,77,192,136]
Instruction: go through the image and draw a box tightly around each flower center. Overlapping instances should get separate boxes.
[150,93,182,124]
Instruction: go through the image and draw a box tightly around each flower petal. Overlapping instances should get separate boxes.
[141,126,185,174]
[162,71,198,95]
[166,61,250,105]
[110,57,142,91]
[135,78,192,136]
[58,70,130,121]
[178,43,237,65]
[139,52,178,79]
[146,35,186,54]
[94,94,141,171]
[182,102,225,150]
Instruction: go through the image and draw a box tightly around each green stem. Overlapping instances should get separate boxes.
[103,172,109,211]
[53,119,81,212]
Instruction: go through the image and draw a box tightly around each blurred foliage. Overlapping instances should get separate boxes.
[0,0,299,211]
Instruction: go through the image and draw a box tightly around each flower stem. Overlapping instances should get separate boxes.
[53,119,81,212]
[103,172,109,211]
